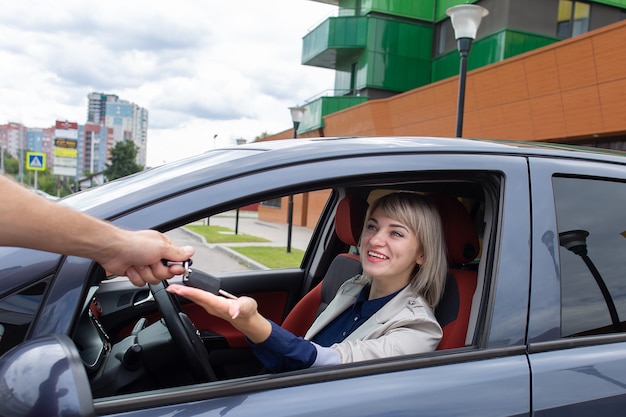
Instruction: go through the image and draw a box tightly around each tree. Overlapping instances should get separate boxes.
[36,169,58,196]
[254,131,271,142]
[104,140,143,181]
[2,153,19,175]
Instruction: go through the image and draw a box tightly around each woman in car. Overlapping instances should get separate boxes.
[167,192,448,371]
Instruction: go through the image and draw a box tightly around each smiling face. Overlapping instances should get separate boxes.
[360,208,424,289]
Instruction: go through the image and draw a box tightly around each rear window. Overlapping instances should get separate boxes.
[554,176,626,337]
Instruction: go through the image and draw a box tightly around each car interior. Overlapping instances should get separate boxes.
[72,175,497,398]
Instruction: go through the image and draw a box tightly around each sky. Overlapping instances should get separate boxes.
[0,0,336,167]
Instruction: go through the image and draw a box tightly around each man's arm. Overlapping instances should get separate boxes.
[0,176,194,285]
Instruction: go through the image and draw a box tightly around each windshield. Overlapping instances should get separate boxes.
[63,148,262,211]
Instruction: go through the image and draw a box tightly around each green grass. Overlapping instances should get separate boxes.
[231,246,305,269]
[185,225,270,243]
[184,224,302,268]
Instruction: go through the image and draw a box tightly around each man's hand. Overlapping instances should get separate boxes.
[97,229,195,286]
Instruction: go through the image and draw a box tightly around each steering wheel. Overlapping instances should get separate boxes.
[149,281,216,382]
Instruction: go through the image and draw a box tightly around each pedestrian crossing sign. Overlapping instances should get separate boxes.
[26,152,46,171]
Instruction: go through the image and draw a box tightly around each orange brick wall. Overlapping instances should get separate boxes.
[257,190,332,230]
[305,189,332,228]
[257,194,309,226]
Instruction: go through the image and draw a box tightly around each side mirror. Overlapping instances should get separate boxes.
[0,334,95,417]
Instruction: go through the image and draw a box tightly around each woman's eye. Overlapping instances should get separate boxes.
[391,231,404,238]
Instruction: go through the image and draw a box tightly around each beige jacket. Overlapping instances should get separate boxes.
[304,274,442,363]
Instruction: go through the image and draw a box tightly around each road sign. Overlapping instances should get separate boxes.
[26,152,46,171]
[53,138,78,177]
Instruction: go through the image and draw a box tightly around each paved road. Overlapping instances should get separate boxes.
[165,211,313,273]
[165,228,246,273]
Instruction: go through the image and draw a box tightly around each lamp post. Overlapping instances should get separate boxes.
[286,106,305,253]
[447,4,488,138]
[559,229,621,332]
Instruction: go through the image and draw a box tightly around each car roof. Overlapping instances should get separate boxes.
[64,136,626,216]
[249,136,626,160]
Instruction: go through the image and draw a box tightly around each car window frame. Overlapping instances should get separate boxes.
[528,156,626,349]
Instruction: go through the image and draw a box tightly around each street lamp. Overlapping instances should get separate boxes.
[285,106,306,253]
[447,4,488,138]
[289,106,306,139]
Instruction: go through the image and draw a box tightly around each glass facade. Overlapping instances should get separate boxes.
[557,1,591,38]
[432,30,559,83]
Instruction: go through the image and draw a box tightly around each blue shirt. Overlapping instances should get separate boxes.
[250,285,401,372]
[312,285,399,346]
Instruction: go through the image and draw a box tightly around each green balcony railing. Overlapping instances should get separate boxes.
[298,93,368,133]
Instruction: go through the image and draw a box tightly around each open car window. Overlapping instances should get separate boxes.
[81,171,498,406]
[165,190,331,274]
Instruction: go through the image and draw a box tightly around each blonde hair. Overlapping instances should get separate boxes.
[362,192,447,308]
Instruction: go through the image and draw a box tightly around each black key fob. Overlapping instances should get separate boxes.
[182,270,221,295]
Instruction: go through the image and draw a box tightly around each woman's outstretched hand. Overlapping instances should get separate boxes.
[166,284,256,320]
[166,284,272,343]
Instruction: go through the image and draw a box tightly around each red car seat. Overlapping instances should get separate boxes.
[427,194,480,350]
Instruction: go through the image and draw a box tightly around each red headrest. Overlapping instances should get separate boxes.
[427,194,479,265]
[335,195,367,247]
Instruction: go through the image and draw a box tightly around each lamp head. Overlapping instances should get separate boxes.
[289,106,306,124]
[447,4,489,40]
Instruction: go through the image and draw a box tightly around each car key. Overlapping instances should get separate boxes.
[161,259,193,279]
[182,270,222,295]
[162,259,234,297]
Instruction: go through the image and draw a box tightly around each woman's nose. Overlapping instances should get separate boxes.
[369,230,386,246]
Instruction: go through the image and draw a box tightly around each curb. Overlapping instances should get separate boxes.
[213,245,269,271]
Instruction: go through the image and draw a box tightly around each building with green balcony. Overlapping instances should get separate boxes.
[295,0,626,134]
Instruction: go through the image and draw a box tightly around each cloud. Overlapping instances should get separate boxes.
[0,0,335,165]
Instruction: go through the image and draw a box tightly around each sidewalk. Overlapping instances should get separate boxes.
[166,210,313,273]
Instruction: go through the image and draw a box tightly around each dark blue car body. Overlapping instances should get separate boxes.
[1,136,625,416]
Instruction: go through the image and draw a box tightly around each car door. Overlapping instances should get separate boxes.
[89,152,534,416]
[528,157,626,415]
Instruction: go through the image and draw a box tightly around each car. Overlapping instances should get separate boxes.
[1,136,626,416]
[31,188,60,201]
